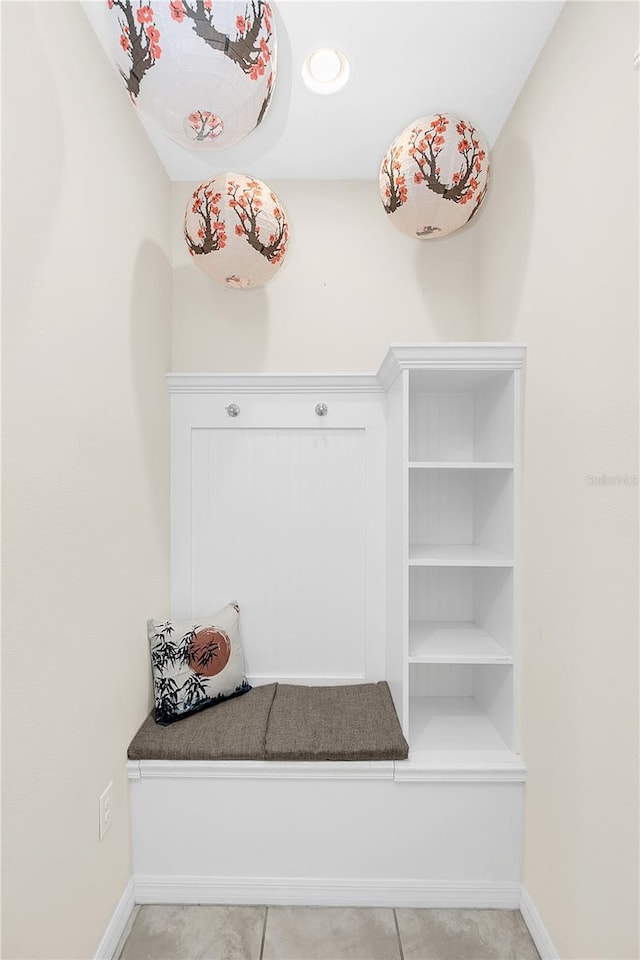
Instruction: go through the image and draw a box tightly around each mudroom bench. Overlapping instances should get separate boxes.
[126,345,527,909]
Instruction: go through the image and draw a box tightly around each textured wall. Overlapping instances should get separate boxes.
[1,4,171,957]
[171,179,480,373]
[477,3,639,957]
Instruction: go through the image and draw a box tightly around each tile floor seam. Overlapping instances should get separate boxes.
[259,905,268,960]
[392,908,405,960]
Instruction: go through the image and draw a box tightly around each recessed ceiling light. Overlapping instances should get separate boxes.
[302,48,350,94]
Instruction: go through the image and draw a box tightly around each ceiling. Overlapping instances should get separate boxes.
[83,0,563,182]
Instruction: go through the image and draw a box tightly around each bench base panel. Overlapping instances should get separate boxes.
[130,771,523,900]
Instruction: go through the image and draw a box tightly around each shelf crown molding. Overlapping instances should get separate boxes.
[377,343,527,390]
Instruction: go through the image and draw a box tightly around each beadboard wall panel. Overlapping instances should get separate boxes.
[170,387,386,684]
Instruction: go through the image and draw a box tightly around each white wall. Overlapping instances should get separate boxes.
[476,3,639,958]
[172,180,479,372]
[1,4,171,958]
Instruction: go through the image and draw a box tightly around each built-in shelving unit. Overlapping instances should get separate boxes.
[383,345,526,780]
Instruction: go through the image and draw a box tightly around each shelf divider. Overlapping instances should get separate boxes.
[408,621,512,663]
[408,461,514,470]
[408,544,514,567]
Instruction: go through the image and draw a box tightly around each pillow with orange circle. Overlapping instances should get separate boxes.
[147,602,251,725]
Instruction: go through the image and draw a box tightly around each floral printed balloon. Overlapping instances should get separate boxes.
[379,114,490,238]
[106,1,276,150]
[184,173,289,289]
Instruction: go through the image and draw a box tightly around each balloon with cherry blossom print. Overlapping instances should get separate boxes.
[184,173,290,289]
[379,114,490,239]
[105,1,276,150]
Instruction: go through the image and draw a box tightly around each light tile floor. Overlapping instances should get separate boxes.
[118,905,541,960]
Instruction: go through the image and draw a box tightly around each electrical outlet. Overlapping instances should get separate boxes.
[99,781,114,840]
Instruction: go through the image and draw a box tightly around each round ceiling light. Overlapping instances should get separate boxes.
[302,48,349,94]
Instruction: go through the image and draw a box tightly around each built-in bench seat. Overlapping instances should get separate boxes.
[128,681,409,762]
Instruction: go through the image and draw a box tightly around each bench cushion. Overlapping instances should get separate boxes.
[265,682,408,761]
[127,681,408,762]
[128,683,277,760]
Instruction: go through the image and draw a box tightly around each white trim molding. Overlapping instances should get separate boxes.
[520,886,559,960]
[394,758,527,783]
[127,758,526,782]
[128,759,395,780]
[133,875,521,909]
[167,373,383,394]
[93,878,135,960]
[377,343,527,389]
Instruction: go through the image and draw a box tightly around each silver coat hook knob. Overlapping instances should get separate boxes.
[315,402,328,417]
[225,403,240,417]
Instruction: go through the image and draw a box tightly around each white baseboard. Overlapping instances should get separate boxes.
[94,879,136,960]
[134,875,521,909]
[520,886,558,960]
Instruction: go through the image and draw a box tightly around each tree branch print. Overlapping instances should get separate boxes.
[178,627,197,665]
[151,623,177,671]
[227,178,288,264]
[380,143,408,213]
[186,110,223,141]
[108,0,162,100]
[191,637,221,670]
[256,71,274,127]
[170,0,273,81]
[155,675,179,720]
[184,183,228,256]
[181,673,208,709]
[409,116,487,206]
[467,175,490,221]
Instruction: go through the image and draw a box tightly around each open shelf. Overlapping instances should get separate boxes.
[408,544,513,566]
[409,370,515,464]
[409,695,511,753]
[408,468,514,565]
[409,554,514,658]
[408,621,512,663]
[409,663,514,753]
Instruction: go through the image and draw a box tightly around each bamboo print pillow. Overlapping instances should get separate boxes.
[147,602,251,725]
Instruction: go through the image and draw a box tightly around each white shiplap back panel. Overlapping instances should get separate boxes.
[410,663,473,697]
[409,567,473,623]
[409,392,473,461]
[190,426,367,681]
[409,471,473,545]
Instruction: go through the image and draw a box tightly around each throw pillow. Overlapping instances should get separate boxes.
[147,602,251,725]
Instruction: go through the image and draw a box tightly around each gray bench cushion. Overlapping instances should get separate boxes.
[265,682,408,761]
[128,684,277,760]
[127,681,408,762]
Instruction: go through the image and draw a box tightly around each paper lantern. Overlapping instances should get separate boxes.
[184,173,289,288]
[379,114,490,238]
[106,0,276,149]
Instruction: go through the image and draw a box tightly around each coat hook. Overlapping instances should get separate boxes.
[225,403,240,417]
[315,402,328,417]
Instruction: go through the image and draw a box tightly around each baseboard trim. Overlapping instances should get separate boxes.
[520,886,558,960]
[133,875,521,908]
[94,878,136,960]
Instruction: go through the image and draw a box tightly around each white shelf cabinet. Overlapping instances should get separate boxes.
[383,344,526,778]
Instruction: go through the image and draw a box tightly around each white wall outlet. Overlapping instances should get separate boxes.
[99,781,114,840]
